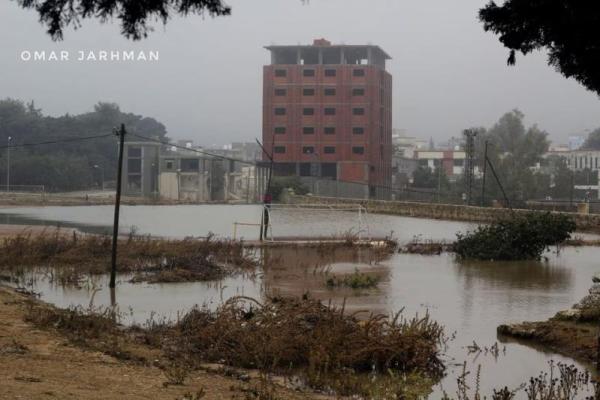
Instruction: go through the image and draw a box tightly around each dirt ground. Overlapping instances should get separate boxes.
[498,319,599,366]
[0,287,325,400]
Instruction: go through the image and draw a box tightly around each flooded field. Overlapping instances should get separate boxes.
[1,205,599,397]
[0,204,475,242]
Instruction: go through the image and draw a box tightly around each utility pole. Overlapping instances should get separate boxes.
[463,129,478,206]
[109,124,126,289]
[481,141,488,207]
[256,138,274,241]
[6,136,11,193]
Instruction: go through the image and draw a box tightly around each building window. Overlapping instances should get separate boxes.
[274,107,286,116]
[165,160,174,170]
[274,88,286,96]
[274,127,286,134]
[303,69,315,77]
[353,69,365,77]
[324,88,336,96]
[324,69,336,77]
[352,146,365,155]
[352,127,364,135]
[324,107,336,116]
[275,69,287,77]
[453,159,464,167]
[303,146,315,154]
[303,108,314,116]
[324,146,336,154]
[127,147,142,157]
[352,88,365,96]
[274,146,286,154]
[324,127,336,135]
[128,159,141,173]
[181,158,199,172]
[303,127,315,134]
[303,88,315,96]
[353,108,365,115]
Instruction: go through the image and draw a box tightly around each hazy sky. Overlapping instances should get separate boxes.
[1,0,599,146]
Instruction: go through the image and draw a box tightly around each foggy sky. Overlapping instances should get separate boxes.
[1,0,599,146]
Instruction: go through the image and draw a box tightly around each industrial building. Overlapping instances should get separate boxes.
[121,141,269,203]
[262,39,393,199]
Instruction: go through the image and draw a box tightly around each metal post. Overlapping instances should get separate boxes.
[6,136,11,192]
[570,171,574,207]
[481,141,488,207]
[109,124,126,289]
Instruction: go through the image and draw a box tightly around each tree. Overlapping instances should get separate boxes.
[475,110,550,203]
[0,98,169,191]
[479,1,600,96]
[16,0,231,40]
[582,128,600,150]
[412,166,450,190]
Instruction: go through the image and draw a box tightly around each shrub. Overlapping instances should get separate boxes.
[268,176,309,201]
[454,212,575,261]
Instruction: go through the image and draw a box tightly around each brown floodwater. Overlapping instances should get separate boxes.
[2,205,600,397]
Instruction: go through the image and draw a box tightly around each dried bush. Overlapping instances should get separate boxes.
[454,213,575,261]
[164,296,446,382]
[0,231,257,283]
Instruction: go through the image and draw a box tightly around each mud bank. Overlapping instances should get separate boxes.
[0,286,318,400]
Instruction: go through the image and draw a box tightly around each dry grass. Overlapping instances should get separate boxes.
[0,230,257,284]
[159,295,445,396]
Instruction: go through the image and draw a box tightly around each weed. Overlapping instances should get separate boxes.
[163,362,190,387]
[325,268,380,289]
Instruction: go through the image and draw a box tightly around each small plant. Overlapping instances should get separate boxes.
[454,212,575,261]
[325,268,380,289]
[163,362,190,387]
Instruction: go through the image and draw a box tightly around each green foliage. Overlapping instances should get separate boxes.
[268,176,309,201]
[582,127,600,150]
[17,0,231,41]
[412,166,450,190]
[480,1,600,96]
[0,98,168,192]
[326,269,380,289]
[454,212,576,261]
[472,110,551,203]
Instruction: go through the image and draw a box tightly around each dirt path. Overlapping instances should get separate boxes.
[0,287,322,400]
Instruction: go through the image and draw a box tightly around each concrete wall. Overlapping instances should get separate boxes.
[286,194,600,233]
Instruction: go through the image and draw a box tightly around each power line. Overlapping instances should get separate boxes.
[0,133,114,150]
[131,133,259,166]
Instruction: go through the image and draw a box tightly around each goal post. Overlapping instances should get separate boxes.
[262,203,371,242]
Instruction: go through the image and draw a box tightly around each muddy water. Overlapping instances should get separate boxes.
[0,204,477,242]
[2,205,600,397]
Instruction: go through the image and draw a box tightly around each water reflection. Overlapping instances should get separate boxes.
[455,257,573,291]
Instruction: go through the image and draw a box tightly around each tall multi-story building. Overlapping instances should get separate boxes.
[263,39,393,199]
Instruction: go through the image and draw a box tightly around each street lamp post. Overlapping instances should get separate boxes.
[6,136,11,193]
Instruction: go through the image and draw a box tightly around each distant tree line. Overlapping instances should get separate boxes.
[0,99,168,192]
[411,109,600,206]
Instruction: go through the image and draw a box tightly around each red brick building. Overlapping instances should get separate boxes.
[263,39,393,198]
